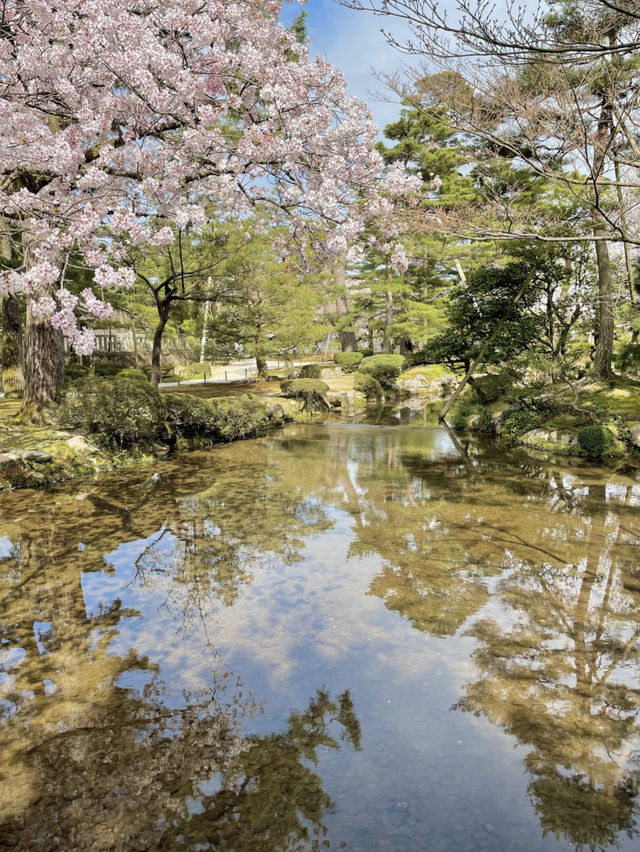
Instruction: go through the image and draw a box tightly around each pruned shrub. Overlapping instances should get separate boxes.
[93,361,123,377]
[117,369,149,383]
[58,377,165,448]
[165,393,222,439]
[334,352,363,373]
[577,425,618,457]
[281,378,329,410]
[209,396,271,440]
[354,373,383,401]
[299,363,322,379]
[360,347,374,358]
[358,354,405,391]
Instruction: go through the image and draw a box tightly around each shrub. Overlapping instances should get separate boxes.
[93,361,123,377]
[403,350,436,369]
[358,354,405,391]
[209,396,271,440]
[499,408,544,437]
[472,372,513,403]
[299,363,322,379]
[360,347,374,358]
[334,352,363,373]
[117,369,149,383]
[58,377,165,448]
[354,373,383,401]
[280,378,329,410]
[165,393,222,440]
[615,343,640,375]
[577,425,618,457]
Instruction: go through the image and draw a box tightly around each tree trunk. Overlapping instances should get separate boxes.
[255,351,268,380]
[199,299,210,363]
[150,310,168,388]
[383,289,394,353]
[592,231,614,380]
[1,293,24,397]
[22,296,64,421]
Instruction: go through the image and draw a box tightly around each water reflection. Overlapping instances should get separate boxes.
[1,426,640,850]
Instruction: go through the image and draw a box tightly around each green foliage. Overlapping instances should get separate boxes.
[165,394,223,440]
[354,373,383,401]
[209,396,271,441]
[423,262,544,370]
[298,363,322,379]
[472,372,513,403]
[577,425,618,457]
[117,369,149,383]
[334,352,364,373]
[358,354,405,390]
[360,348,374,358]
[499,408,545,437]
[93,361,124,377]
[163,394,270,443]
[58,377,165,448]
[615,343,640,375]
[280,378,329,410]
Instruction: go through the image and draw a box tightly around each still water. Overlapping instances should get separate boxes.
[1,424,640,851]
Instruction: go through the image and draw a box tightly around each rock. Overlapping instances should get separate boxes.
[66,436,98,455]
[0,452,21,465]
[522,428,551,445]
[266,404,285,424]
[559,432,578,447]
[630,424,640,448]
[4,448,52,462]
[340,392,355,417]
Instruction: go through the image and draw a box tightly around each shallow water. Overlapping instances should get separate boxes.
[1,424,640,851]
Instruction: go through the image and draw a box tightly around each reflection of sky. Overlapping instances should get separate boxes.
[0,536,13,559]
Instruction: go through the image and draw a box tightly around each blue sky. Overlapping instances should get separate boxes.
[280,0,414,135]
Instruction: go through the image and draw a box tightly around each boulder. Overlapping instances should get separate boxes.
[4,448,52,462]
[630,423,640,448]
[66,436,99,455]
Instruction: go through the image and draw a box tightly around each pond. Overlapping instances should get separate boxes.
[1,424,640,851]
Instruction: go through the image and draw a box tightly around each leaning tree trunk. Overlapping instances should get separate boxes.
[592,229,614,381]
[22,296,64,421]
[150,309,169,388]
[1,293,24,397]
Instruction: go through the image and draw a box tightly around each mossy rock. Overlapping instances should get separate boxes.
[116,368,149,382]
[165,393,270,443]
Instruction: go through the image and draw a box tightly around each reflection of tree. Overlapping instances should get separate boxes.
[0,503,359,850]
[454,483,640,849]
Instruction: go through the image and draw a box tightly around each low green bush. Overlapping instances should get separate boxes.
[165,393,222,439]
[354,373,383,401]
[358,354,405,391]
[577,425,618,457]
[93,361,123,377]
[280,378,329,410]
[117,369,149,383]
[615,343,640,375]
[499,408,544,437]
[58,377,165,448]
[209,396,271,440]
[334,352,364,373]
[472,372,513,403]
[360,347,374,358]
[299,363,322,379]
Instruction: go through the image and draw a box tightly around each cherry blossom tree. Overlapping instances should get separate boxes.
[0,0,417,417]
